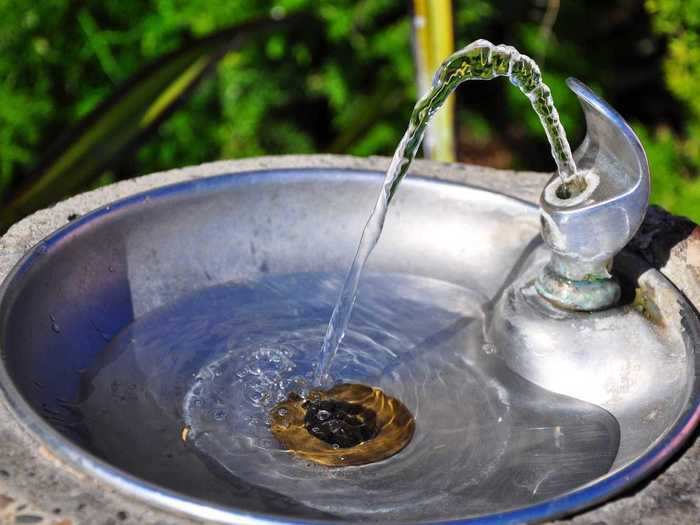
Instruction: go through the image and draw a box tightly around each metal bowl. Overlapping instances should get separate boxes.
[0,168,697,524]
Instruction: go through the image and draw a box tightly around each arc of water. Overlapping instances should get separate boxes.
[314,39,577,387]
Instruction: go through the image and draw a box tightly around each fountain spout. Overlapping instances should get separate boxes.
[535,78,650,311]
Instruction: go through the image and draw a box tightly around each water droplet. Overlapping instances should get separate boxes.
[213,409,226,421]
[277,408,288,417]
[108,265,115,273]
[49,314,61,333]
[244,383,267,405]
[332,443,340,450]
[317,409,330,421]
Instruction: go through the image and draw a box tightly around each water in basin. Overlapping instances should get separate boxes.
[76,272,619,521]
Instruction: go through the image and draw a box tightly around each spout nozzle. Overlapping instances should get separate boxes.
[535,79,650,311]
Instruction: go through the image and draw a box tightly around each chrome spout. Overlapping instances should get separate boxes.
[536,78,650,311]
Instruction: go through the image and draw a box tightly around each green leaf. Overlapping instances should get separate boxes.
[0,15,294,232]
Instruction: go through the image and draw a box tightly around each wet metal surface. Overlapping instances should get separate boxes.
[0,169,697,524]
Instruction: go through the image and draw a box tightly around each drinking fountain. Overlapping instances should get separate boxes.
[488,78,696,471]
[535,78,650,312]
[0,83,697,525]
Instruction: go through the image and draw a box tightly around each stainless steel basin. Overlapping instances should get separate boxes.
[0,168,697,524]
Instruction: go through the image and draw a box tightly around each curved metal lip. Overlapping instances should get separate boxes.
[0,167,697,525]
[543,78,650,214]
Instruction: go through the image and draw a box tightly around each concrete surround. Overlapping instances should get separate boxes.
[0,155,697,525]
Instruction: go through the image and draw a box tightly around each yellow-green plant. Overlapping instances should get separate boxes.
[0,16,293,230]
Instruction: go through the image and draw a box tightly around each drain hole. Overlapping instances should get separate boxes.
[556,183,572,199]
[304,398,378,448]
[555,175,587,200]
[270,383,415,466]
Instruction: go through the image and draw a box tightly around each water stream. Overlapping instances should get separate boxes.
[315,39,577,386]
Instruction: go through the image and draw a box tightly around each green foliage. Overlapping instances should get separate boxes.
[0,18,284,230]
[643,0,700,220]
[1,1,699,223]
[0,1,416,206]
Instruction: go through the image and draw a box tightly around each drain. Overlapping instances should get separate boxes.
[304,397,378,448]
[270,383,415,467]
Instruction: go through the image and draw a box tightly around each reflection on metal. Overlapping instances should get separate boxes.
[536,78,651,311]
[412,0,455,161]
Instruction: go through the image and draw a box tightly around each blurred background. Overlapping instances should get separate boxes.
[1,0,698,231]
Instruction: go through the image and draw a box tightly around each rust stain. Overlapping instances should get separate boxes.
[53,520,73,525]
[37,445,86,481]
[632,287,665,327]
[686,227,700,269]
[689,225,700,241]
[0,494,14,510]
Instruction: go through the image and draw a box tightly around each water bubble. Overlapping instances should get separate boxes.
[247,364,263,376]
[317,409,330,421]
[277,408,288,417]
[332,443,340,450]
[282,376,308,395]
[244,382,268,406]
[213,409,226,421]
